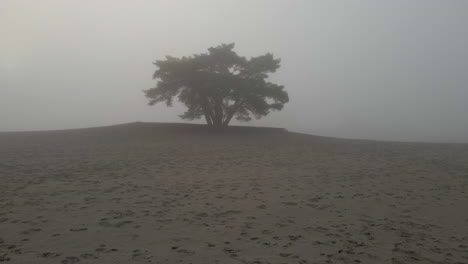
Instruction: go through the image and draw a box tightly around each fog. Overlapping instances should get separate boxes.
[1,0,467,142]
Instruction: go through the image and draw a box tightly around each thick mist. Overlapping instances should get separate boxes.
[1,0,467,142]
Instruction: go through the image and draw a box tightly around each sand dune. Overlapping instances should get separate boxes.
[0,122,467,264]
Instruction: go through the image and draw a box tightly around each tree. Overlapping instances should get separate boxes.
[144,43,289,127]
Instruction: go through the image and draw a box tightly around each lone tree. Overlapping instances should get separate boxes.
[144,43,288,127]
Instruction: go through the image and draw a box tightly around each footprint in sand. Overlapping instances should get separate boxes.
[69,227,88,232]
[41,252,61,258]
[223,247,240,257]
[61,256,80,264]
[95,244,119,253]
[171,247,195,256]
[0,254,11,262]
[80,253,98,259]
[131,249,154,261]
[21,228,41,235]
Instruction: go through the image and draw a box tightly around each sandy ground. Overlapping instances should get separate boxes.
[0,122,467,264]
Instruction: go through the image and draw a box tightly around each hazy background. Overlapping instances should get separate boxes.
[1,0,467,142]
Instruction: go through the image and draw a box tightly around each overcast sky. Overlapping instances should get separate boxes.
[1,0,467,142]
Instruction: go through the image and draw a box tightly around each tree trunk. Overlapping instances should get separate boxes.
[222,100,243,126]
[212,117,223,127]
[212,97,224,127]
[222,111,235,126]
[204,112,213,126]
[200,95,215,127]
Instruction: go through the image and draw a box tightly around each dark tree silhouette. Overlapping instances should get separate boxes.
[144,43,289,127]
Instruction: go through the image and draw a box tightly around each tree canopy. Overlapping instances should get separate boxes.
[144,43,288,127]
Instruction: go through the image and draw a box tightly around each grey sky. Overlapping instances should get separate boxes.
[1,0,467,142]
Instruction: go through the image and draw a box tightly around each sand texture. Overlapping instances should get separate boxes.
[0,123,467,264]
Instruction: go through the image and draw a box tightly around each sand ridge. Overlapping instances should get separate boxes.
[0,123,467,263]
